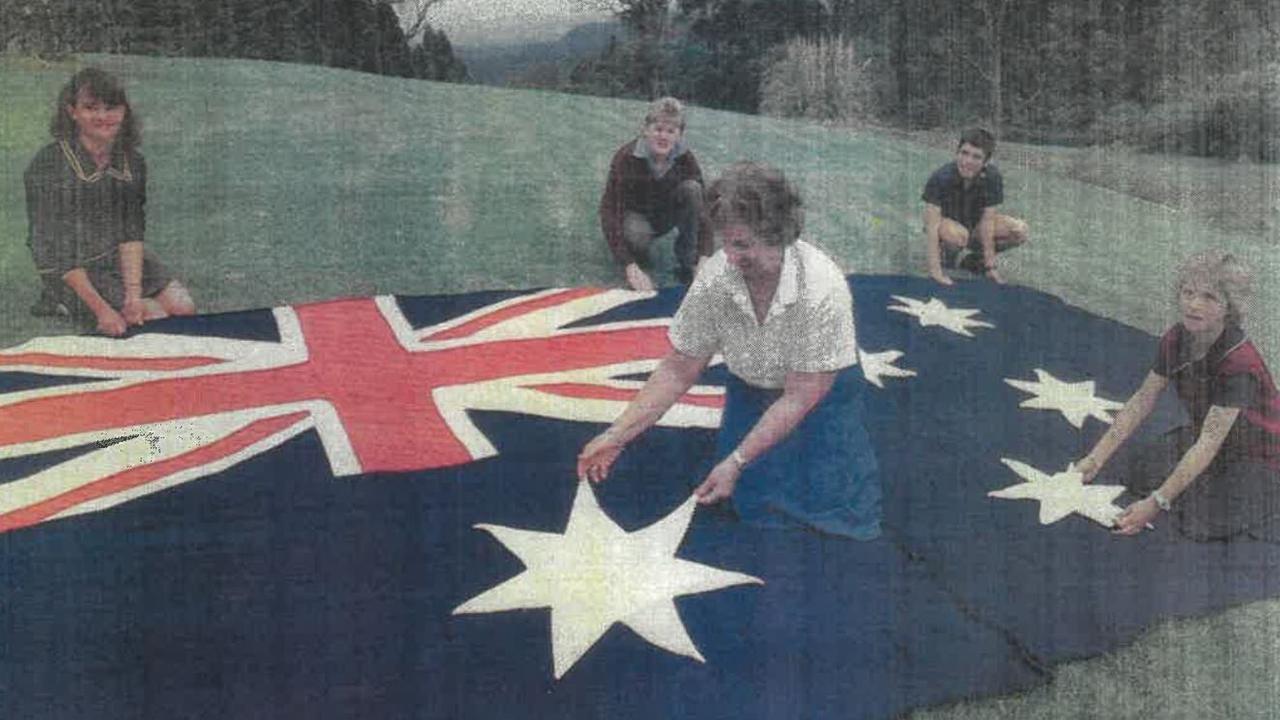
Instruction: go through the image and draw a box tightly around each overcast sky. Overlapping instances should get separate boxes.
[421,1,607,44]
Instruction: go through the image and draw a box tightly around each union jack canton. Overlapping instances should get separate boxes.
[0,288,724,533]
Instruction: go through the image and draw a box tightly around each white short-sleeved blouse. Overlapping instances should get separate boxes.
[668,240,858,389]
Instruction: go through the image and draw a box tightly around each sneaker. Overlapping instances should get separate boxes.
[941,245,964,270]
[957,250,986,275]
[30,292,69,318]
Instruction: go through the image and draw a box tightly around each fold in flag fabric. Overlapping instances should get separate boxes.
[2,276,1277,719]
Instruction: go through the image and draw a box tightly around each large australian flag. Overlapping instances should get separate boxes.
[3,277,1278,719]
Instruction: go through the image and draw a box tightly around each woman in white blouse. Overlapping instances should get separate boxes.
[577,162,881,539]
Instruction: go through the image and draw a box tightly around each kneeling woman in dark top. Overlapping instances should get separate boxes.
[577,162,882,539]
[1078,250,1280,540]
[24,67,195,336]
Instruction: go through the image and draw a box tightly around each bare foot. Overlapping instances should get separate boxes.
[929,271,954,286]
[986,268,1006,284]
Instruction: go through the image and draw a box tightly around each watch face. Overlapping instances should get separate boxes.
[1152,492,1171,511]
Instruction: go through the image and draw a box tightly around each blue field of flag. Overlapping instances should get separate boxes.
[2,276,1277,719]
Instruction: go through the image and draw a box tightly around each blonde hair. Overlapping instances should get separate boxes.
[643,96,686,131]
[1176,249,1253,325]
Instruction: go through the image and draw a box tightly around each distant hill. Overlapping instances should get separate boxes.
[458,21,625,85]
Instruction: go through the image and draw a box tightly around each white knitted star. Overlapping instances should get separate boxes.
[1005,369,1124,428]
[988,458,1126,527]
[887,295,994,337]
[454,482,762,679]
[858,348,917,389]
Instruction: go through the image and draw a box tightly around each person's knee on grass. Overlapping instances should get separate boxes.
[622,212,656,266]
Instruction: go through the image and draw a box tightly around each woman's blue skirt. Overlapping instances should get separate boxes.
[715,366,882,539]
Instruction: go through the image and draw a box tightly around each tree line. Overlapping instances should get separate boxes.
[569,0,1278,161]
[5,1,1275,160]
[3,0,467,82]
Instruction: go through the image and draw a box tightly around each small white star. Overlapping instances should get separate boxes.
[887,295,995,337]
[1005,369,1124,428]
[453,481,762,679]
[988,458,1126,527]
[858,348,917,388]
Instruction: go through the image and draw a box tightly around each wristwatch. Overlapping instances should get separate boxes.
[729,449,749,470]
[1150,490,1171,512]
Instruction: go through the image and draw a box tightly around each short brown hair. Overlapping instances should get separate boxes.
[958,127,995,160]
[706,162,804,247]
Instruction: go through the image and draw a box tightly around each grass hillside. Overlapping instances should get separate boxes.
[1,54,1278,719]
[2,55,1276,360]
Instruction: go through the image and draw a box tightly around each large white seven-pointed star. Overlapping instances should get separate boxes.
[1004,369,1124,428]
[988,458,1126,527]
[887,295,995,337]
[858,348,917,388]
[453,481,762,679]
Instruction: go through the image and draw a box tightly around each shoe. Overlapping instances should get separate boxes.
[957,250,985,275]
[30,292,69,318]
[941,245,962,269]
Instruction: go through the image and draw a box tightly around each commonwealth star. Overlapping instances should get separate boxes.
[454,481,763,679]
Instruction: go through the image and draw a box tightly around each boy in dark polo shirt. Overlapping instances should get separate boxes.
[599,97,714,291]
[24,68,195,336]
[921,128,1029,286]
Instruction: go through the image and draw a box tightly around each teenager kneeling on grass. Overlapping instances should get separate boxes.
[921,127,1029,286]
[1077,250,1280,540]
[24,67,195,336]
[598,97,715,291]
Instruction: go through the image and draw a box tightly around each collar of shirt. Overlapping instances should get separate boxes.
[59,137,133,183]
[725,243,800,325]
[1170,322,1247,374]
[632,137,688,179]
[947,161,987,189]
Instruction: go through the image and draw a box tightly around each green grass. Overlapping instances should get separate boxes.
[2,54,1278,718]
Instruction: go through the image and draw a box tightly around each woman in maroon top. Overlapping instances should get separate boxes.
[1077,250,1280,540]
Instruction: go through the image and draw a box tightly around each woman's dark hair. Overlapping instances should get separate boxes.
[705,162,804,247]
[49,67,140,152]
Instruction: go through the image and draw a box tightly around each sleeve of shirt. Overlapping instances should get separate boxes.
[598,145,634,266]
[789,282,858,373]
[921,168,945,206]
[1151,326,1180,377]
[121,152,146,243]
[1213,372,1261,409]
[667,274,722,359]
[983,166,1004,207]
[24,153,78,278]
[1214,346,1266,409]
